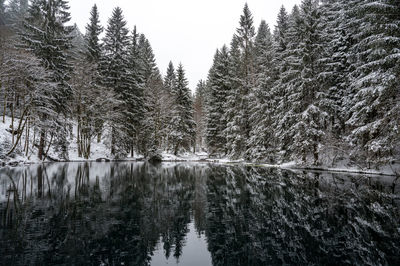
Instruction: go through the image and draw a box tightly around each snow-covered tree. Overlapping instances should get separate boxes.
[20,0,74,160]
[85,4,102,63]
[164,61,176,94]
[206,46,230,156]
[169,64,195,155]
[194,80,207,152]
[246,20,275,161]
[223,35,244,158]
[345,0,400,166]
[101,6,131,157]
[222,4,256,159]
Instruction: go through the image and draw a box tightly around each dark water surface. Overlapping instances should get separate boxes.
[0,162,399,265]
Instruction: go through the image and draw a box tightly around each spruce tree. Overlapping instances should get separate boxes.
[236,4,256,152]
[84,3,104,143]
[223,4,256,158]
[170,64,195,155]
[135,33,159,154]
[246,20,275,161]
[85,4,102,63]
[206,46,230,156]
[101,6,131,157]
[194,80,207,151]
[164,61,176,94]
[223,35,244,158]
[162,61,177,151]
[345,0,400,165]
[21,0,74,160]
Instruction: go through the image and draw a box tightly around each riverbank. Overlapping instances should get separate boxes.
[1,116,399,176]
[2,156,399,177]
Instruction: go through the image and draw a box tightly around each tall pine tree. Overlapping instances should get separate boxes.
[21,0,74,160]
[101,7,131,157]
[206,46,230,156]
[170,64,195,155]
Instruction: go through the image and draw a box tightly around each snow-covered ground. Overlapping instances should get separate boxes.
[0,116,399,176]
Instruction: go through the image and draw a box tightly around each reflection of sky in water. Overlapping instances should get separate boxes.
[151,222,212,266]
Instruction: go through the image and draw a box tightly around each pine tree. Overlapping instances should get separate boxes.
[162,61,177,151]
[194,80,206,152]
[83,4,104,143]
[223,4,256,158]
[236,4,256,152]
[135,33,159,155]
[20,0,74,160]
[101,6,131,157]
[345,0,400,166]
[138,33,158,83]
[317,0,355,165]
[269,6,290,162]
[206,46,230,156]
[164,61,176,94]
[223,35,243,158]
[246,20,275,161]
[170,63,195,155]
[273,6,289,53]
[85,4,102,63]
[142,71,164,158]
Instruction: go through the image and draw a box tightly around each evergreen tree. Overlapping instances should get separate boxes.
[85,4,102,63]
[136,33,158,154]
[223,35,243,158]
[273,6,289,53]
[164,61,176,94]
[162,61,177,150]
[20,0,74,160]
[246,20,275,161]
[206,46,230,156]
[142,71,164,157]
[170,64,195,155]
[194,80,207,152]
[236,3,255,151]
[223,4,256,158]
[84,3,104,143]
[345,0,400,165]
[317,0,355,165]
[101,6,131,157]
[138,33,158,83]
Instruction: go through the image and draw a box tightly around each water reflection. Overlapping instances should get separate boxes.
[0,163,399,265]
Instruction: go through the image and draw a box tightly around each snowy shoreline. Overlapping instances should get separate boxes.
[1,156,399,177]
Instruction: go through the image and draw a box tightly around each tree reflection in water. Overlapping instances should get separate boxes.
[0,163,399,265]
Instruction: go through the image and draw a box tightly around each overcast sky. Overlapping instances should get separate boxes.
[69,0,302,91]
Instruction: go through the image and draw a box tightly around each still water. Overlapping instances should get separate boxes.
[0,162,399,265]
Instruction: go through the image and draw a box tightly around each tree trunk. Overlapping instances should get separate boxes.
[37,165,43,198]
[111,127,115,156]
[11,98,14,145]
[6,115,28,156]
[2,86,6,123]
[25,117,30,157]
[313,144,319,166]
[38,129,46,161]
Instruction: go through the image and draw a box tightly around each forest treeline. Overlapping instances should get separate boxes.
[0,0,195,160]
[200,0,400,166]
[0,0,399,167]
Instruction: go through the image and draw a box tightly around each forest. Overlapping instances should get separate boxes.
[0,0,399,168]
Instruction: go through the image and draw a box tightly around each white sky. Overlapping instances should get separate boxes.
[68,0,302,91]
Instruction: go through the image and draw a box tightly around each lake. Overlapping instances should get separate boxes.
[0,162,399,265]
